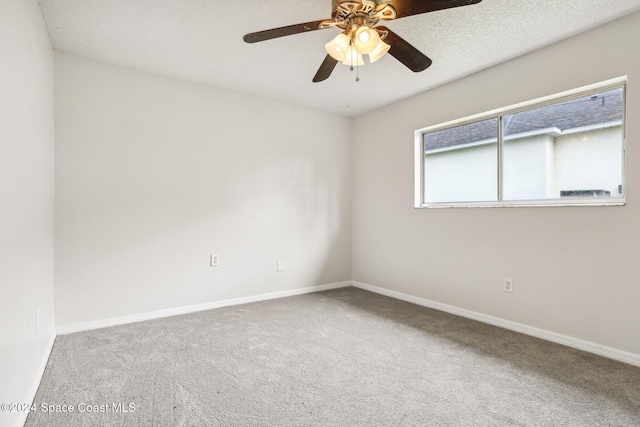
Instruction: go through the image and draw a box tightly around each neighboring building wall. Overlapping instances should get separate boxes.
[546,137,556,198]
[553,127,622,197]
[503,135,553,200]
[425,127,621,202]
[425,143,497,202]
[0,1,55,427]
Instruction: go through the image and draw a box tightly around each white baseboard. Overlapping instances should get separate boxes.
[352,281,640,367]
[56,279,640,366]
[16,331,56,427]
[56,281,352,335]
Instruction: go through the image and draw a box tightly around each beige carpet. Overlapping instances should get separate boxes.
[27,287,640,426]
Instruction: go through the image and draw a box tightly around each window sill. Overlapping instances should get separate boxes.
[418,198,626,209]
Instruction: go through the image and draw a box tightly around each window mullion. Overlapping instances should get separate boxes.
[498,116,504,201]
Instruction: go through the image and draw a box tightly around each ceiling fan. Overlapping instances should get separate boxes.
[243,0,483,82]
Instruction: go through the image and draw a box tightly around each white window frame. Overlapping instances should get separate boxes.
[414,77,627,208]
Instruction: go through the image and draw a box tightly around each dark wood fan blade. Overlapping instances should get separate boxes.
[377,26,432,72]
[243,20,327,43]
[381,0,482,20]
[313,55,339,82]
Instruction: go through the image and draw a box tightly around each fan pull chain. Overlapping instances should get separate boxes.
[345,31,359,82]
[347,35,359,82]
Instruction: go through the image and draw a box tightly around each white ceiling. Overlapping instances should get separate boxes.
[38,0,640,117]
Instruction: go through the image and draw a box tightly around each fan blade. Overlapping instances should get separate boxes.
[377,26,432,72]
[313,55,339,83]
[380,0,482,20]
[243,20,327,43]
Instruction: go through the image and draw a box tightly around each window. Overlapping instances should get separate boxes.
[414,78,626,208]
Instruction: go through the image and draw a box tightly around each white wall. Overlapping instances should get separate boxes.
[0,1,55,426]
[503,135,553,200]
[554,127,623,196]
[54,53,352,327]
[425,143,497,202]
[352,12,640,355]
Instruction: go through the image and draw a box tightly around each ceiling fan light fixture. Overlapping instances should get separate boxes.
[342,45,364,66]
[243,0,464,82]
[325,33,350,61]
[353,26,380,54]
[368,39,390,63]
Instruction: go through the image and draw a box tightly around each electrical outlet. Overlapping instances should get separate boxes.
[504,278,514,293]
[210,254,219,267]
[277,260,284,272]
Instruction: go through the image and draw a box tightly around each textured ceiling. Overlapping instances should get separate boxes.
[38,0,640,117]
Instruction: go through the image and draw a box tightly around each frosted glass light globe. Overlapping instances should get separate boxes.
[354,26,380,55]
[325,33,350,61]
[342,45,364,66]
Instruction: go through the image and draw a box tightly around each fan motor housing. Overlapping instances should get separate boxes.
[330,0,396,26]
[332,0,378,15]
[331,0,382,10]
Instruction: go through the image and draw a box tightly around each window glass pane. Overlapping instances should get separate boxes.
[502,88,624,201]
[424,118,498,203]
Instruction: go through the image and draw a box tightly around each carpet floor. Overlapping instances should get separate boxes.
[27,287,640,426]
